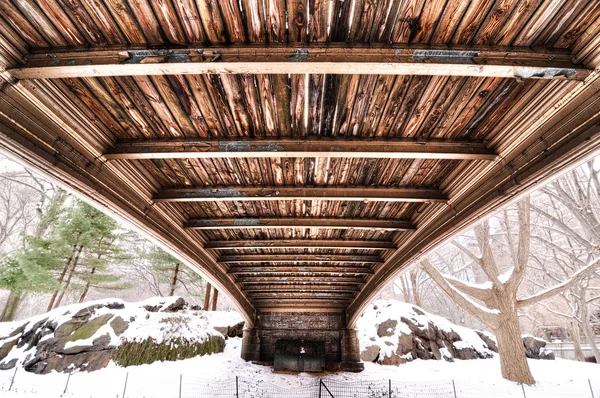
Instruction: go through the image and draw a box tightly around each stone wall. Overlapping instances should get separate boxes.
[249,312,344,365]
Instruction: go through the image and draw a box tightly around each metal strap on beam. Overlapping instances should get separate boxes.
[186,218,414,231]
[104,138,497,160]
[155,186,447,203]
[10,45,590,80]
[204,239,396,250]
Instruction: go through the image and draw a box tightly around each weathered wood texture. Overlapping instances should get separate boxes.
[0,0,600,316]
[9,45,590,80]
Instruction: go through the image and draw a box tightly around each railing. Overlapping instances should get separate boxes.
[2,368,600,398]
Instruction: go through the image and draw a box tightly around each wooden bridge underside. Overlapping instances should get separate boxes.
[1,1,600,327]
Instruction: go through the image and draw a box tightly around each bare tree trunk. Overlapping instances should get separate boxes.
[203,283,212,311]
[78,267,95,303]
[47,246,77,311]
[54,245,83,309]
[0,290,22,321]
[410,269,422,307]
[494,310,535,385]
[211,288,218,311]
[580,293,600,363]
[572,321,585,361]
[169,263,180,296]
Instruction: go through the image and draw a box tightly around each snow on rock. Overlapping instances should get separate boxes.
[356,300,553,365]
[0,297,244,374]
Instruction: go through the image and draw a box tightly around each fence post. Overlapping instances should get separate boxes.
[521,383,527,398]
[590,379,595,398]
[452,380,457,398]
[389,379,392,398]
[179,374,182,398]
[63,372,72,394]
[122,372,129,398]
[8,366,17,391]
[319,379,322,398]
[236,376,239,398]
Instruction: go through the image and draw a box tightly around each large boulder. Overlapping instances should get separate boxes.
[523,335,555,360]
[0,297,243,374]
[357,300,554,366]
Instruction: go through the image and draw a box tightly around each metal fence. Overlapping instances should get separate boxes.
[4,368,600,398]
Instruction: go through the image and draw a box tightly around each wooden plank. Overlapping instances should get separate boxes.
[11,45,589,80]
[155,186,446,203]
[248,292,355,299]
[237,276,364,283]
[219,254,383,263]
[228,267,374,274]
[185,217,415,230]
[104,138,497,160]
[241,285,360,292]
[204,239,396,250]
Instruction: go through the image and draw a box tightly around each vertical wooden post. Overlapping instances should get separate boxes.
[211,288,219,311]
[179,374,182,398]
[319,379,322,398]
[8,367,17,391]
[203,283,212,310]
[122,372,129,398]
[236,376,239,398]
[389,379,392,398]
[63,372,72,394]
[452,380,457,398]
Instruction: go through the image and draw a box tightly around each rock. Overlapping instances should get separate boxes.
[227,321,244,338]
[0,358,18,370]
[360,345,381,362]
[476,331,498,352]
[377,319,398,337]
[110,316,129,336]
[523,335,554,360]
[430,340,442,360]
[65,314,113,342]
[0,337,19,361]
[0,297,239,374]
[162,298,186,312]
[55,319,88,339]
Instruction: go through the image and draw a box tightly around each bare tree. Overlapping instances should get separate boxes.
[421,197,600,384]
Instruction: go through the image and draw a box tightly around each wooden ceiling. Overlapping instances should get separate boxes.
[1,0,600,326]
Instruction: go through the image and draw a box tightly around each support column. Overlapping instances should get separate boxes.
[340,328,364,372]
[240,328,260,362]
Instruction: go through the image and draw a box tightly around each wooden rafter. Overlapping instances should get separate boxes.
[228,266,374,274]
[186,218,414,231]
[104,138,497,160]
[240,285,361,293]
[155,187,446,202]
[10,45,590,80]
[248,292,356,299]
[219,254,383,263]
[235,276,365,283]
[204,239,396,250]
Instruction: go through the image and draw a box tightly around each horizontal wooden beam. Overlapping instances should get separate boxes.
[104,138,497,160]
[205,239,396,250]
[228,266,373,274]
[156,187,446,203]
[219,254,382,263]
[248,292,354,299]
[241,285,360,293]
[235,276,365,283]
[186,218,414,231]
[11,44,590,80]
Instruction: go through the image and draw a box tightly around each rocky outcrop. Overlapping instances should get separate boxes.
[0,297,244,374]
[357,300,554,365]
[523,335,555,360]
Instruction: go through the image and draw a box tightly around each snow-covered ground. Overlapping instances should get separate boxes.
[1,336,600,397]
